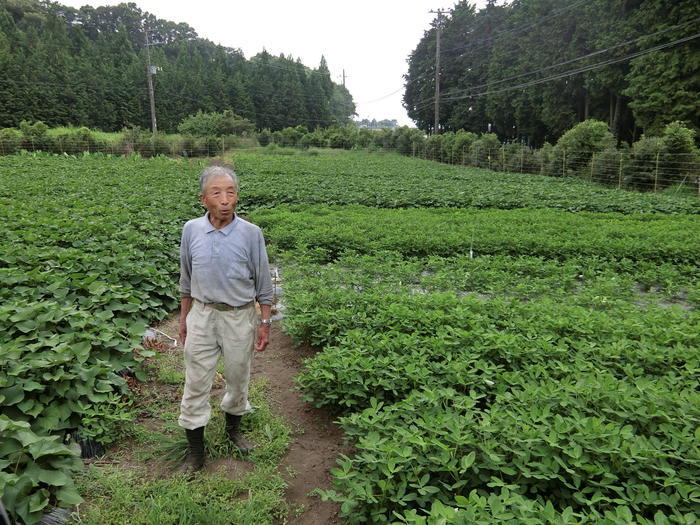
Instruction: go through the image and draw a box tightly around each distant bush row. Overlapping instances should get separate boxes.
[2,118,698,194]
[260,120,700,193]
[0,122,250,158]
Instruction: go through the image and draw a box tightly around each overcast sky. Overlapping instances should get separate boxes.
[59,0,489,126]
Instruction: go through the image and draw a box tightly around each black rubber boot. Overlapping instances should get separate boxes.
[225,413,256,455]
[176,427,205,474]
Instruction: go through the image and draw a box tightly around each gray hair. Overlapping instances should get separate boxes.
[199,165,238,193]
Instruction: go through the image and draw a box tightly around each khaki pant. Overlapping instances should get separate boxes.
[178,300,256,430]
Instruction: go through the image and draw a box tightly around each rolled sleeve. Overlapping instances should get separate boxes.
[179,224,192,298]
[253,229,273,305]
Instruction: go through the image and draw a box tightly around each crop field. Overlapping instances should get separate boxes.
[1,150,699,524]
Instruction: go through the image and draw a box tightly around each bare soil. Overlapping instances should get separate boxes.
[155,313,347,525]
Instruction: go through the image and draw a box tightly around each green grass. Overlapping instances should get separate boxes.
[149,350,186,385]
[73,373,292,524]
[73,465,287,525]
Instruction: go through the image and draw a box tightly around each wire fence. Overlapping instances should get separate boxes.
[405,144,700,196]
[1,136,698,197]
[0,135,243,158]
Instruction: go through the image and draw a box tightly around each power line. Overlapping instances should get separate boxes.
[408,21,700,113]
[395,0,589,110]
[439,32,700,103]
[436,16,700,102]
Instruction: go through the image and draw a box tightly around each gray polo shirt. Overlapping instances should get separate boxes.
[179,212,273,306]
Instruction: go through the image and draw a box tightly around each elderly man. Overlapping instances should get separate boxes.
[177,165,273,473]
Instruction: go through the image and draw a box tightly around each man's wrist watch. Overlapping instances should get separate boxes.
[260,319,272,325]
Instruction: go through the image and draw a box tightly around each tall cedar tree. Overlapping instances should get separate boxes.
[404,0,699,145]
[0,0,356,131]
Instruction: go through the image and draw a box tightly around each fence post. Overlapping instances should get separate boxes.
[562,149,566,177]
[520,148,524,173]
[501,146,505,172]
[654,152,660,193]
[540,153,544,175]
[488,149,492,170]
[617,154,623,189]
[590,153,595,182]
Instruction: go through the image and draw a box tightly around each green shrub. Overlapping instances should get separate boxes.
[177,110,254,137]
[453,130,478,165]
[591,148,628,187]
[423,134,442,161]
[0,128,21,155]
[547,119,616,178]
[324,125,359,150]
[393,127,424,156]
[469,133,500,169]
[200,136,222,156]
[19,120,50,151]
[502,142,537,173]
[532,142,553,175]
[147,133,172,156]
[257,128,272,147]
[50,127,106,155]
[272,126,307,147]
[300,130,328,149]
[626,136,665,190]
[660,121,700,188]
[259,143,297,155]
[222,134,239,151]
[355,128,374,149]
[178,134,198,157]
[439,131,456,163]
[118,127,148,155]
[371,128,395,150]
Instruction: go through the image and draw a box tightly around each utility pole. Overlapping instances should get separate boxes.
[342,69,347,87]
[430,9,445,135]
[144,27,158,133]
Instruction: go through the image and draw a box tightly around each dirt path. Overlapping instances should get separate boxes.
[160,315,347,524]
[251,324,348,525]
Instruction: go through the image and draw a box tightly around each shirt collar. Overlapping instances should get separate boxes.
[204,211,238,235]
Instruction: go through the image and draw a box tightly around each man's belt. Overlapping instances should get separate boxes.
[197,300,254,311]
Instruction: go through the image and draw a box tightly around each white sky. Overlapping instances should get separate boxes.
[59,0,488,126]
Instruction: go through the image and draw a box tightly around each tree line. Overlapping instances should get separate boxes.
[404,0,699,146]
[0,0,356,132]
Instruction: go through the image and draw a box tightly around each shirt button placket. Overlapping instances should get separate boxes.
[212,232,221,259]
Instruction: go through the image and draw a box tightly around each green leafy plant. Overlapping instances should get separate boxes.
[0,416,83,525]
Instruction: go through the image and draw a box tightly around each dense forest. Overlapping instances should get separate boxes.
[0,0,356,132]
[404,0,699,145]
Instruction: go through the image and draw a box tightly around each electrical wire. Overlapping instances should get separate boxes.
[409,30,699,113]
[437,16,700,101]
[441,32,699,103]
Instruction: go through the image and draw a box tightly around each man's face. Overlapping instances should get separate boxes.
[199,174,238,224]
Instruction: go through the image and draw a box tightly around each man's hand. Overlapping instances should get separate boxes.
[179,320,187,347]
[255,323,270,352]
[179,297,193,347]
